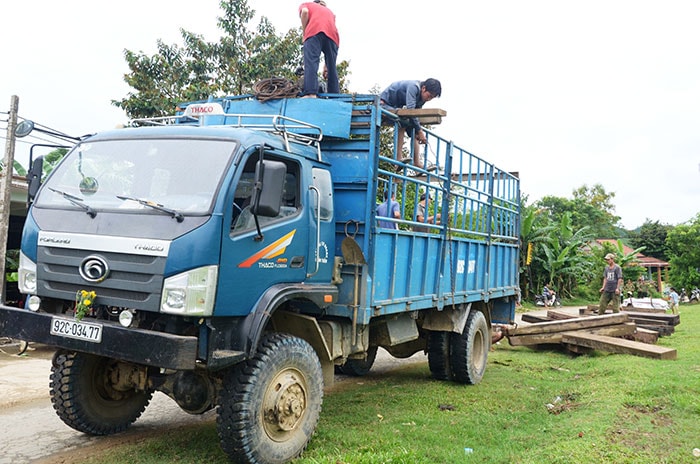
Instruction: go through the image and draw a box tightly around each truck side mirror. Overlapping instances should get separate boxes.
[27,156,44,204]
[251,160,286,217]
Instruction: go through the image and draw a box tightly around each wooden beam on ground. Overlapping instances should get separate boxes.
[586,323,637,338]
[520,313,551,324]
[508,332,564,346]
[560,331,676,360]
[547,310,577,320]
[507,313,629,336]
[564,344,595,355]
[624,327,659,344]
[621,305,666,314]
[636,324,674,336]
[622,311,680,326]
[507,322,636,347]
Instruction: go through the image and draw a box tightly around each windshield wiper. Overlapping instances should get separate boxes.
[48,187,97,218]
[116,195,184,222]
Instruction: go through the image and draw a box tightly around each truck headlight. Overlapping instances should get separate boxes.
[18,251,37,294]
[161,265,218,316]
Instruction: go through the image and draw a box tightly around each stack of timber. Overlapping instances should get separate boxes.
[579,305,680,336]
[505,311,677,360]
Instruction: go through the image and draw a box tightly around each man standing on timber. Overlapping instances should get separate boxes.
[598,253,623,315]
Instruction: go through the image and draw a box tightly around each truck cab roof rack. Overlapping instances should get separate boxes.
[129,102,324,159]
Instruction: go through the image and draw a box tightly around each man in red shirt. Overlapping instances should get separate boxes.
[299,0,339,97]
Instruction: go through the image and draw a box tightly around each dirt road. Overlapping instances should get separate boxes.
[0,342,427,464]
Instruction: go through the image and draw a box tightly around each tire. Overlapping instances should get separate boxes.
[49,350,153,435]
[449,311,490,385]
[337,345,378,376]
[427,330,452,381]
[217,333,323,464]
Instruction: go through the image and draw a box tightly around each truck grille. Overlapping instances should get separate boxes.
[36,246,166,312]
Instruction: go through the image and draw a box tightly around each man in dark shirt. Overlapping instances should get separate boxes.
[380,79,442,170]
[598,253,623,315]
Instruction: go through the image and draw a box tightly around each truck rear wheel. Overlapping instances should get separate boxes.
[217,333,323,464]
[427,331,452,380]
[49,350,153,435]
[450,311,490,384]
[336,345,378,376]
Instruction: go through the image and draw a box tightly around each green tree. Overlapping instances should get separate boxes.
[629,219,671,261]
[537,183,620,239]
[518,200,555,301]
[666,214,700,289]
[535,211,595,299]
[41,148,68,179]
[113,0,349,119]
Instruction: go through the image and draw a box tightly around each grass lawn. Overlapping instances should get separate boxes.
[72,303,700,464]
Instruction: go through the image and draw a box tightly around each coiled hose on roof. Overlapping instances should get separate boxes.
[253,77,301,102]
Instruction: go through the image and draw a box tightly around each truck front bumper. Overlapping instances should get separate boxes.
[0,305,198,370]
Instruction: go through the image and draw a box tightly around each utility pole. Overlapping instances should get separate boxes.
[0,95,19,303]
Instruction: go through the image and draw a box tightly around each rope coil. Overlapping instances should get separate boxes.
[253,78,301,102]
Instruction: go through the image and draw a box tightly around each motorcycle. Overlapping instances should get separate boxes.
[535,292,561,307]
[690,287,700,303]
[680,288,690,304]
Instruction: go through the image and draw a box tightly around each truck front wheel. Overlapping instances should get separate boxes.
[449,310,490,384]
[217,333,323,464]
[49,350,153,435]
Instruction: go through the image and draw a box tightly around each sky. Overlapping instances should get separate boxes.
[2,0,699,230]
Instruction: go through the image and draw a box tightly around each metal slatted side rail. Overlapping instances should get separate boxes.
[369,110,520,314]
[373,121,520,245]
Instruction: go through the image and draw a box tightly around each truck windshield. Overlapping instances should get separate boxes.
[35,138,237,215]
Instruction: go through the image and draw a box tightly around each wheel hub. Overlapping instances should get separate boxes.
[263,369,307,437]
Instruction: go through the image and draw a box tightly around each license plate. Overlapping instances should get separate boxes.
[50,317,103,343]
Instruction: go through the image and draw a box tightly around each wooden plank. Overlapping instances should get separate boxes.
[509,313,629,336]
[586,323,637,338]
[381,108,447,125]
[560,331,676,360]
[520,313,551,324]
[547,310,577,320]
[624,327,659,344]
[629,316,671,326]
[636,324,674,336]
[508,323,636,347]
[623,311,680,326]
[621,306,666,314]
[563,343,594,355]
[394,108,447,118]
[507,332,564,346]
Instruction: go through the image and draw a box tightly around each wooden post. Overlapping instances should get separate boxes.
[0,95,19,303]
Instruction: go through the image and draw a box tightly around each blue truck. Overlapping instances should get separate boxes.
[0,94,519,463]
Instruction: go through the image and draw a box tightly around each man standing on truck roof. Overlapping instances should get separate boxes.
[380,78,442,170]
[376,190,401,229]
[299,0,340,98]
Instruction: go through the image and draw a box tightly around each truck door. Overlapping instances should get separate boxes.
[216,151,308,317]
